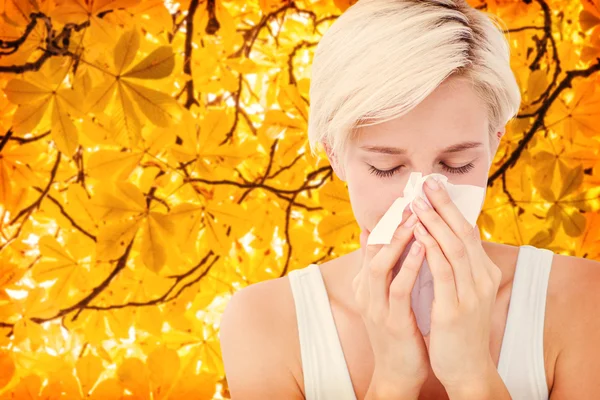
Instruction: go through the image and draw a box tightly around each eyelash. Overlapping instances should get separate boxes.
[368,162,475,178]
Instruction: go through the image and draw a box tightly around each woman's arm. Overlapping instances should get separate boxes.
[219,281,304,400]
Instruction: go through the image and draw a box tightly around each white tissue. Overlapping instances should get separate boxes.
[367,172,486,336]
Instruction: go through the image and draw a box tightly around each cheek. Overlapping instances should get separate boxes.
[345,170,406,232]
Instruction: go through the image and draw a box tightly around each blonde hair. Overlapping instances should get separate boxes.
[307,0,521,163]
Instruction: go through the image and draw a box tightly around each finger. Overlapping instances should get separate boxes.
[421,177,486,283]
[360,206,413,287]
[388,240,425,318]
[412,196,475,298]
[368,211,419,317]
[413,222,460,309]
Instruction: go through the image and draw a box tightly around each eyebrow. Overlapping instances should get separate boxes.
[359,141,483,155]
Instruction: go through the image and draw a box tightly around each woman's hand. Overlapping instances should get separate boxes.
[410,176,502,392]
[352,208,430,396]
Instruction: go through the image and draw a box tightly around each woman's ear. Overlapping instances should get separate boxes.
[489,128,505,160]
[323,141,347,182]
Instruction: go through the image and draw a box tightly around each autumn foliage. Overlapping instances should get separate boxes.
[0,0,600,398]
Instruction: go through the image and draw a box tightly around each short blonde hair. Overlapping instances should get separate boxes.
[307,0,521,162]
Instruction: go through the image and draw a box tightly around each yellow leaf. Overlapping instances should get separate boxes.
[123,80,180,127]
[12,374,42,400]
[538,186,556,202]
[81,312,110,346]
[203,213,230,255]
[333,0,359,11]
[144,126,177,156]
[547,204,562,233]
[169,370,218,399]
[91,182,146,221]
[559,164,583,198]
[112,83,142,147]
[258,0,292,14]
[278,82,309,121]
[36,52,71,86]
[76,353,104,396]
[113,27,141,74]
[529,228,555,248]
[12,162,43,190]
[147,345,180,396]
[81,113,129,147]
[39,234,77,264]
[0,161,12,207]
[169,203,204,256]
[56,86,87,119]
[123,46,175,80]
[14,318,44,351]
[0,257,26,289]
[50,2,88,25]
[526,69,548,102]
[531,151,557,191]
[3,79,49,104]
[477,211,496,237]
[561,207,587,237]
[105,308,134,339]
[547,81,600,138]
[90,378,124,400]
[193,325,223,375]
[0,350,15,390]
[51,98,79,156]
[141,212,175,273]
[21,287,59,320]
[319,176,351,210]
[318,212,359,245]
[86,78,118,114]
[97,218,142,261]
[206,202,253,238]
[129,0,173,36]
[117,358,150,400]
[582,0,600,20]
[195,110,255,172]
[223,57,262,74]
[259,109,305,140]
[32,236,84,304]
[568,187,600,212]
[66,185,99,235]
[97,0,142,13]
[11,95,52,135]
[135,306,162,336]
[87,149,143,181]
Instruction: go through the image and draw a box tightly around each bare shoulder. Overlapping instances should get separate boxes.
[219,276,304,399]
[547,252,600,398]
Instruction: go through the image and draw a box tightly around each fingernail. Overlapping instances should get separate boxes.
[404,213,418,228]
[425,177,440,191]
[411,241,421,255]
[414,197,430,210]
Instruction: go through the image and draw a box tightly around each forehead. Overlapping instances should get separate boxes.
[354,77,488,146]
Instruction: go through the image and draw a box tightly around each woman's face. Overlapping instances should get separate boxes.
[329,77,498,233]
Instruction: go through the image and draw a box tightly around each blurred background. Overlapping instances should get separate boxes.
[0,0,599,398]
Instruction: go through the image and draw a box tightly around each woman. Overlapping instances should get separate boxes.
[219,0,600,399]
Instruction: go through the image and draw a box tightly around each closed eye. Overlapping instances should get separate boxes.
[368,162,475,178]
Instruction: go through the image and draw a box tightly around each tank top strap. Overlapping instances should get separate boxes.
[497,244,553,400]
[288,264,357,400]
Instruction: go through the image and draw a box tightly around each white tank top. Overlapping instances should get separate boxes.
[288,244,554,400]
